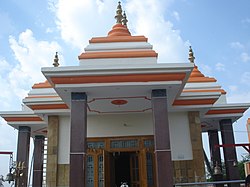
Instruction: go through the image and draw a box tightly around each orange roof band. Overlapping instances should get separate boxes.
[32,80,52,89]
[50,73,186,85]
[188,65,217,83]
[3,117,43,122]
[182,89,227,94]
[79,50,158,60]
[187,77,217,83]
[206,109,247,115]
[108,23,131,37]
[173,98,217,106]
[29,104,69,110]
[89,35,148,43]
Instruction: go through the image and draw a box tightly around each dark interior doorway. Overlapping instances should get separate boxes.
[114,152,131,186]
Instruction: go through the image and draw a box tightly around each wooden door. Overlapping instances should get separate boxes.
[130,153,140,187]
[103,151,115,187]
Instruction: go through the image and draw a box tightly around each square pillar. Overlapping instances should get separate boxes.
[46,116,59,187]
[208,130,223,186]
[188,111,206,182]
[220,119,240,187]
[32,135,45,187]
[151,89,173,187]
[70,92,87,187]
[208,130,222,168]
[16,126,31,187]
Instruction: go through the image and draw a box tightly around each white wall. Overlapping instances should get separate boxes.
[87,113,153,137]
[58,116,70,164]
[57,112,193,163]
[169,112,193,160]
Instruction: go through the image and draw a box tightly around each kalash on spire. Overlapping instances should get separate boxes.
[108,1,131,36]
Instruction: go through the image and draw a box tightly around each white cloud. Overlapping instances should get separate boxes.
[52,0,188,63]
[230,41,244,49]
[53,0,116,50]
[1,29,63,104]
[126,0,187,63]
[0,58,12,74]
[240,52,250,63]
[241,72,250,86]
[215,62,225,71]
[9,29,62,84]
[172,11,180,21]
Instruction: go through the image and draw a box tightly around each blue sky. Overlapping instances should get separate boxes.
[0,0,250,183]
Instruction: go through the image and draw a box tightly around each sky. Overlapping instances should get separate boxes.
[0,0,250,184]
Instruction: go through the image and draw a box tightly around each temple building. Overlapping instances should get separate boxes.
[1,2,249,187]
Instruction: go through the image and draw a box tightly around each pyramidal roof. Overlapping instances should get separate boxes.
[78,2,158,66]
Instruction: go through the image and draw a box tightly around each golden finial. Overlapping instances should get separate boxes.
[188,46,195,63]
[115,1,123,24]
[53,52,59,67]
[122,11,128,27]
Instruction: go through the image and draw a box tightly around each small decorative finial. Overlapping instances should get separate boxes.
[188,46,195,63]
[122,11,128,26]
[115,1,123,24]
[53,52,59,67]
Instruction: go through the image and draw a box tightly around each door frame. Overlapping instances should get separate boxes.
[86,135,156,187]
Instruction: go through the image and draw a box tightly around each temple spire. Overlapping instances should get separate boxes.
[122,11,128,27]
[188,46,195,63]
[115,1,123,24]
[53,52,59,67]
[107,2,131,37]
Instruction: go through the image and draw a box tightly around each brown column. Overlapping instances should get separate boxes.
[208,130,223,186]
[32,135,45,187]
[220,119,240,187]
[16,126,31,187]
[208,130,222,168]
[151,89,173,187]
[70,92,87,187]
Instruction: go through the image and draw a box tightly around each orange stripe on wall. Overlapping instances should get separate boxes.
[206,109,246,115]
[79,50,158,59]
[50,73,186,85]
[3,117,43,122]
[182,89,226,94]
[29,104,69,110]
[173,98,217,106]
[89,35,148,43]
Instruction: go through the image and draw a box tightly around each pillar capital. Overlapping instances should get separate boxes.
[152,89,166,97]
[34,135,45,140]
[18,126,31,132]
[71,92,87,100]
